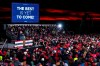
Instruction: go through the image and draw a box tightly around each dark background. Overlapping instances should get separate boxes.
[0,0,100,37]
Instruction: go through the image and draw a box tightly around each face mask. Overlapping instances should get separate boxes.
[10,57,12,60]
[54,50,56,53]
[24,52,27,55]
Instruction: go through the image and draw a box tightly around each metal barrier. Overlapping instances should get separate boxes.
[1,39,7,50]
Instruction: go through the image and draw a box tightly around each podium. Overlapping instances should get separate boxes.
[23,40,25,47]
[15,40,33,48]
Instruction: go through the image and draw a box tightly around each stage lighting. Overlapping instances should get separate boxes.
[58,24,62,28]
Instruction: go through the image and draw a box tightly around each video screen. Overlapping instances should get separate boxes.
[12,3,39,23]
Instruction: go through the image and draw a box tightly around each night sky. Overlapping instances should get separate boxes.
[0,0,99,33]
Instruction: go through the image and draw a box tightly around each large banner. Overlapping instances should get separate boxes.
[12,3,39,23]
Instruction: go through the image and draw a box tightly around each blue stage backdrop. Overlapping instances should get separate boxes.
[12,3,39,23]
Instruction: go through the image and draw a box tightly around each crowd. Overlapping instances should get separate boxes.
[2,25,100,66]
[6,25,65,40]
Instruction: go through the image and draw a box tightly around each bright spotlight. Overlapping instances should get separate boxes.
[58,24,62,28]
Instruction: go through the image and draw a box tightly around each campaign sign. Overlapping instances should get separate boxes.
[12,3,39,23]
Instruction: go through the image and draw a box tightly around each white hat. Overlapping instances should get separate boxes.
[24,51,27,55]
[64,63,68,66]
[54,50,57,53]
[53,64,56,66]
[41,58,44,61]
[26,49,28,51]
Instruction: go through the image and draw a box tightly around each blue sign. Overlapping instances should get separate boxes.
[12,3,39,23]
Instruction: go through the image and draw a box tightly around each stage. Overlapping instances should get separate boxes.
[0,42,43,50]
